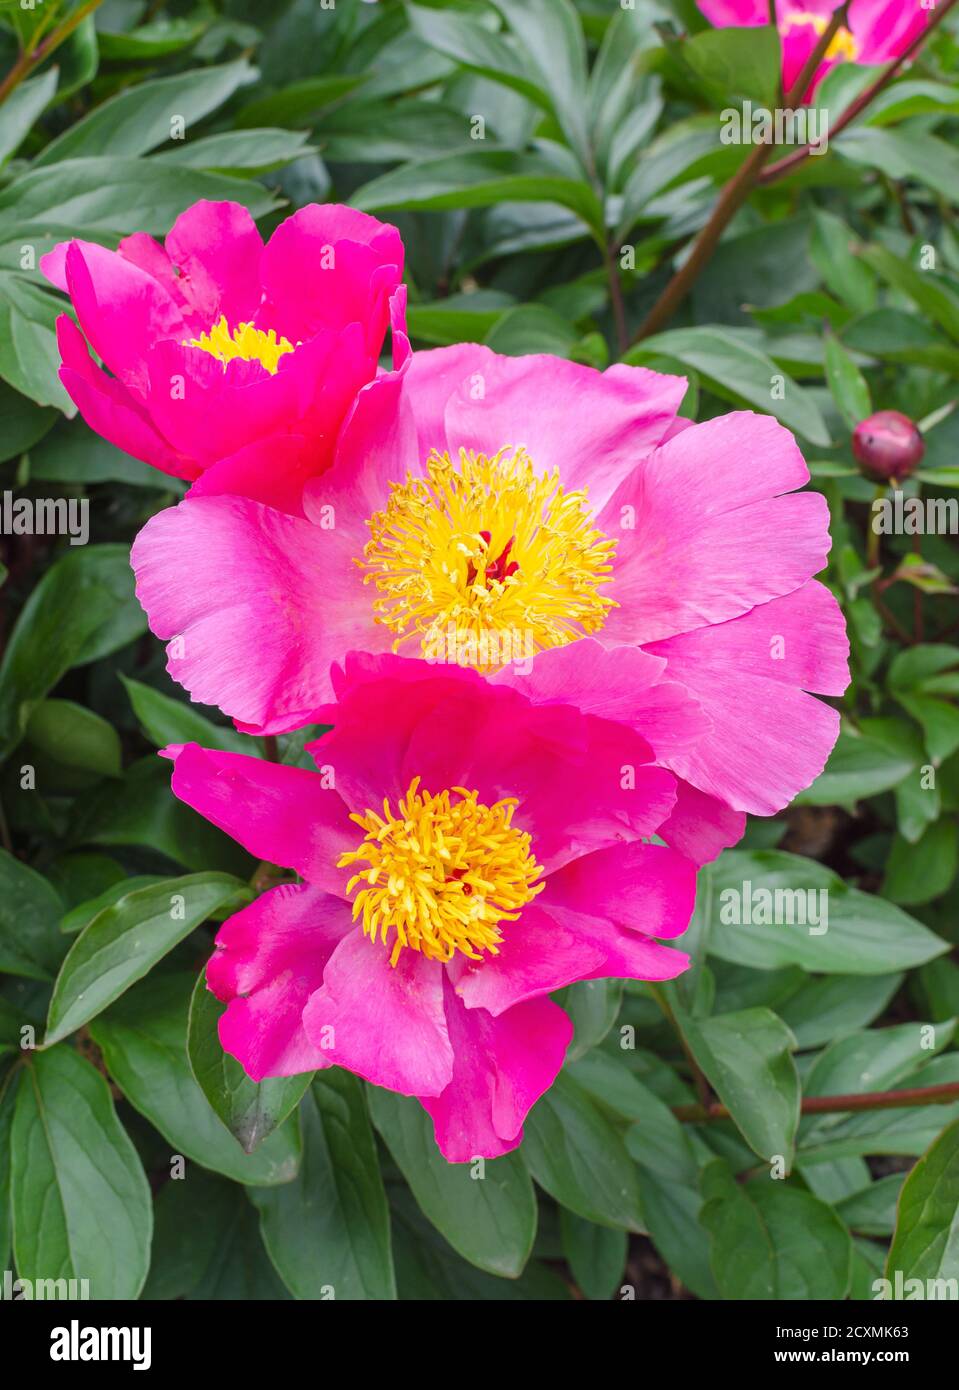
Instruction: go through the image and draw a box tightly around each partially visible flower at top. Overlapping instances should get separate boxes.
[132,344,849,822]
[696,1,929,101]
[40,201,408,499]
[163,649,701,1161]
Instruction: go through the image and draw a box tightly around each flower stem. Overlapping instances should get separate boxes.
[0,0,104,108]
[759,0,959,185]
[674,1080,959,1124]
[630,5,851,344]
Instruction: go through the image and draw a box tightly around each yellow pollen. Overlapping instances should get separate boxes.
[355,445,618,670]
[184,314,295,373]
[786,11,859,64]
[337,776,545,966]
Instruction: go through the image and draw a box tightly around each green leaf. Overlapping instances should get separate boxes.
[68,756,253,876]
[59,874,166,935]
[886,1118,959,1287]
[824,331,872,429]
[45,874,250,1046]
[0,543,146,760]
[494,0,590,168]
[90,974,301,1186]
[34,59,256,166]
[155,128,311,175]
[706,850,948,974]
[0,158,280,236]
[187,968,310,1153]
[26,415,159,486]
[0,271,71,408]
[0,377,56,463]
[624,326,831,447]
[883,821,959,906]
[862,244,959,345]
[701,1159,852,1300]
[559,1209,627,1301]
[25,699,121,781]
[521,1071,645,1232]
[141,1166,244,1300]
[406,4,551,114]
[678,1007,801,1165]
[778,973,902,1049]
[369,1086,536,1277]
[0,1067,18,1270]
[0,68,59,164]
[839,126,959,206]
[11,1047,152,1299]
[251,1073,395,1300]
[796,725,919,805]
[681,24,781,110]
[121,675,256,756]
[0,849,65,981]
[352,152,604,238]
[97,17,206,61]
[809,211,876,316]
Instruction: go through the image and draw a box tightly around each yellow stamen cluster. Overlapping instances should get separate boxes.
[786,11,859,64]
[338,777,545,966]
[184,315,295,373]
[356,446,618,669]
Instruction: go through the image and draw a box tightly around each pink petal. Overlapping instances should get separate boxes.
[258,203,403,352]
[57,316,196,480]
[598,411,831,646]
[419,978,573,1162]
[302,933,453,1097]
[404,344,687,514]
[491,637,706,762]
[131,495,382,731]
[164,199,264,326]
[209,882,350,1081]
[160,742,355,890]
[61,240,187,395]
[657,778,746,866]
[453,842,694,1016]
[645,580,849,814]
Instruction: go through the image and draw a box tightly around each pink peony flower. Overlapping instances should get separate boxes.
[163,649,702,1161]
[132,344,849,819]
[696,1,929,100]
[40,201,408,497]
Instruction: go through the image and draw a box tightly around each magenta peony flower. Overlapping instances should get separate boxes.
[40,200,408,493]
[696,1,929,100]
[163,650,701,1161]
[132,344,849,818]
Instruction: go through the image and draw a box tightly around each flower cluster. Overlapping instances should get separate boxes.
[43,201,848,1161]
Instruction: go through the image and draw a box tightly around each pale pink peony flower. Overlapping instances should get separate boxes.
[40,200,408,493]
[696,0,929,100]
[164,650,702,1161]
[133,344,849,819]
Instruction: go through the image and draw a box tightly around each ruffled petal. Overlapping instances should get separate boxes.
[419,978,572,1162]
[209,883,351,1080]
[302,933,453,1097]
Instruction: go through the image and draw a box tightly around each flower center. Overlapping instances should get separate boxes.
[338,776,544,966]
[355,446,617,671]
[785,11,859,64]
[184,315,295,373]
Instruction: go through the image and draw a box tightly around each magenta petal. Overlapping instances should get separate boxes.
[57,317,195,479]
[164,199,264,325]
[210,883,351,1081]
[301,934,453,1097]
[131,495,377,730]
[401,344,686,514]
[187,434,317,517]
[63,240,186,394]
[657,778,746,866]
[491,638,706,762]
[161,742,355,890]
[646,580,850,815]
[419,978,573,1162]
[599,411,831,646]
